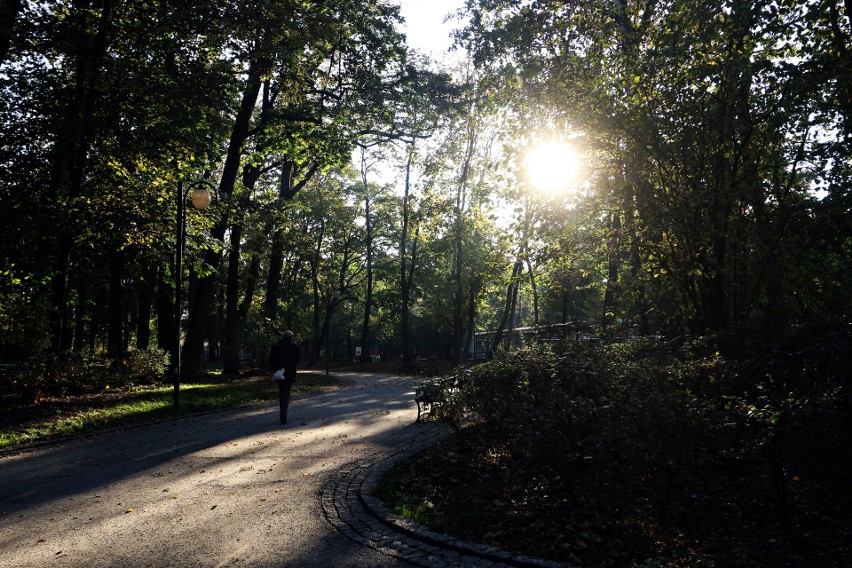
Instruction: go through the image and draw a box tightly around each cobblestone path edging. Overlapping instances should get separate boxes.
[320,422,571,568]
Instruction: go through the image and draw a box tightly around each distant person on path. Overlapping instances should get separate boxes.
[269,330,301,424]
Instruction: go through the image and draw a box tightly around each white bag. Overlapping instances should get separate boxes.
[271,368,285,381]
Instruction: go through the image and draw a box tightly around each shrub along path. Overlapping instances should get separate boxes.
[378,340,852,568]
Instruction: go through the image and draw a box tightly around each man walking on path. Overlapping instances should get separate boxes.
[269,329,300,424]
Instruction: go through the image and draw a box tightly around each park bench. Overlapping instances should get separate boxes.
[414,376,461,422]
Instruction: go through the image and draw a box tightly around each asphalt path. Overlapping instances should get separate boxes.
[0,372,434,568]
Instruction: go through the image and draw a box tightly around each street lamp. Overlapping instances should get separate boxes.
[174,178,214,410]
[326,289,342,376]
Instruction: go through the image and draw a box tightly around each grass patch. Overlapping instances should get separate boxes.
[0,372,342,450]
[373,465,443,527]
[374,436,554,549]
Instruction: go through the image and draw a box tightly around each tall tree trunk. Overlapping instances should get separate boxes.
[182,59,266,374]
[399,142,417,371]
[630,254,650,336]
[208,279,225,361]
[107,252,124,358]
[462,278,479,362]
[507,272,520,347]
[263,161,319,323]
[223,223,244,375]
[451,214,464,363]
[359,191,373,364]
[223,164,264,375]
[490,259,523,357]
[826,0,852,136]
[307,220,324,367]
[625,181,650,335]
[491,209,531,354]
[264,229,285,320]
[240,248,262,357]
[155,266,175,353]
[311,306,332,367]
[451,127,476,364]
[257,83,318,327]
[49,0,115,353]
[602,211,621,336]
[525,256,539,327]
[281,253,301,330]
[136,268,154,350]
[72,283,87,352]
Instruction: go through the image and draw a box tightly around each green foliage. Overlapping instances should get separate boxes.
[440,330,851,517]
[373,473,442,528]
[123,348,171,385]
[378,330,848,564]
[459,0,852,334]
[10,352,110,402]
[6,348,171,403]
[0,265,51,360]
[1,0,849,404]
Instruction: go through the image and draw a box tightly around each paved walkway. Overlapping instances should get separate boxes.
[0,372,565,568]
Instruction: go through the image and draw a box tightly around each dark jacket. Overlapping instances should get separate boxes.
[269,337,300,380]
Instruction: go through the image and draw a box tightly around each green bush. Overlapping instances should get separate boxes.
[12,352,110,401]
[122,348,170,385]
[0,273,51,362]
[439,331,850,519]
[6,348,171,402]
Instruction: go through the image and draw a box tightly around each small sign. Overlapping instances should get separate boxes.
[355,346,362,356]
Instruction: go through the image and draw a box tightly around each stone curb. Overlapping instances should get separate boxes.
[321,422,575,568]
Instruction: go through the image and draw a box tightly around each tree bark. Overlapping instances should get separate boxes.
[359,190,373,363]
[155,266,176,353]
[264,228,286,320]
[72,283,87,352]
[307,220,325,367]
[107,252,124,358]
[625,179,650,335]
[451,126,476,364]
[490,259,523,357]
[507,270,520,347]
[223,222,244,375]
[263,161,319,323]
[525,256,539,327]
[399,142,417,370]
[826,0,852,136]
[49,0,115,353]
[462,277,479,362]
[136,268,154,350]
[223,207,263,374]
[451,213,464,363]
[182,59,266,373]
[602,211,621,336]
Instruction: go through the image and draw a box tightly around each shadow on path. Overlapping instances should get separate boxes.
[0,373,420,515]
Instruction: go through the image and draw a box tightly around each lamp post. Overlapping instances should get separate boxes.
[174,178,213,410]
[326,289,342,376]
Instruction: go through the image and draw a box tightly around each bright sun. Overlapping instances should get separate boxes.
[523,140,582,194]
